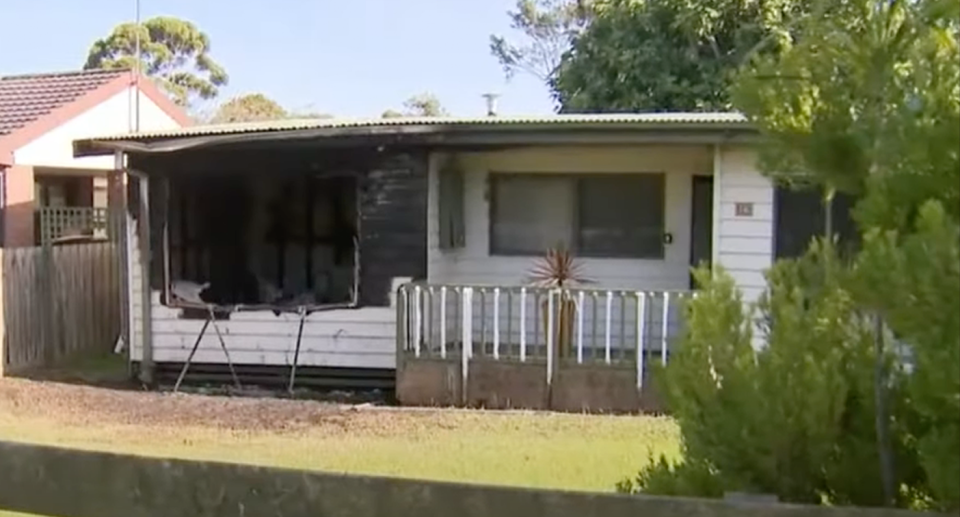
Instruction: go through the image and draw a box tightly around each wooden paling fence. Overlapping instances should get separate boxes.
[1,242,121,375]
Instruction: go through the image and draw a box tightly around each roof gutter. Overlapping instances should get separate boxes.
[73,123,450,157]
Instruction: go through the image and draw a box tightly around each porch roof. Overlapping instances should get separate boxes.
[73,112,753,157]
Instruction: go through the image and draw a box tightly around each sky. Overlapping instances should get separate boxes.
[1,0,556,117]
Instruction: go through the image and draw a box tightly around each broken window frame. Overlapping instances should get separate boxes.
[159,171,363,316]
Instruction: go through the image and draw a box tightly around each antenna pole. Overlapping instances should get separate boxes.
[482,93,501,117]
[133,0,142,132]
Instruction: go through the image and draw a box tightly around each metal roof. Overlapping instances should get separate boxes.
[73,112,752,156]
[90,112,749,141]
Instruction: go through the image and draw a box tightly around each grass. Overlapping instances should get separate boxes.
[0,379,679,516]
[15,352,130,387]
[0,409,678,491]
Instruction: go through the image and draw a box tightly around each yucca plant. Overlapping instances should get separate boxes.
[528,246,592,360]
[528,246,592,288]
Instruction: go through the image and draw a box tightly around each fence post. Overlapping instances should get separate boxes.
[40,241,57,366]
[395,283,408,384]
[460,287,473,406]
[439,287,447,359]
[108,165,130,374]
[660,292,670,366]
[413,286,422,358]
[636,292,647,392]
[0,248,5,378]
[546,290,554,387]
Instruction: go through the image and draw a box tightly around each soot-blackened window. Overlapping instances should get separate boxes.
[166,172,359,310]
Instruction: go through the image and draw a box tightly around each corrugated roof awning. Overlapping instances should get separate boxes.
[73,112,754,157]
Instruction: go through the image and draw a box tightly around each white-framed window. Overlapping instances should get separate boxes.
[489,172,666,258]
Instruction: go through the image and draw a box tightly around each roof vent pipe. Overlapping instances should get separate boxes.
[482,93,500,116]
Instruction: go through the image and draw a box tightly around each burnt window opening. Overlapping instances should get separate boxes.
[165,172,360,314]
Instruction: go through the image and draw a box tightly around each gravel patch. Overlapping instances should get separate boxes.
[0,378,376,432]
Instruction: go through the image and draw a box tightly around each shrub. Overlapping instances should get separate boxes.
[853,201,960,511]
[615,455,725,498]
[622,242,924,507]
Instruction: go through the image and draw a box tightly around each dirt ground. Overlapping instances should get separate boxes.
[0,375,680,501]
[0,377,397,433]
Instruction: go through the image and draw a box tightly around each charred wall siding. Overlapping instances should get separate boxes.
[359,152,428,306]
[132,148,428,309]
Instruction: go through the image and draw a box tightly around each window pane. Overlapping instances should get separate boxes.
[491,175,574,255]
[774,185,859,259]
[577,174,664,258]
[438,167,465,249]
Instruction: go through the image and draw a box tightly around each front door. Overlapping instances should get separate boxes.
[689,176,714,289]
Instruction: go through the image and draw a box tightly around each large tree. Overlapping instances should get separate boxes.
[551,0,808,112]
[733,0,960,228]
[627,0,958,509]
[734,2,959,505]
[489,0,594,83]
[84,16,228,107]
[210,94,287,124]
[382,92,448,118]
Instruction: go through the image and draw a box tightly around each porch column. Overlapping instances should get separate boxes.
[3,165,36,247]
[107,171,125,241]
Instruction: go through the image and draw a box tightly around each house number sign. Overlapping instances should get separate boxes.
[734,202,754,217]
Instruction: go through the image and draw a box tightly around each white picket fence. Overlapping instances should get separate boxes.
[397,283,693,386]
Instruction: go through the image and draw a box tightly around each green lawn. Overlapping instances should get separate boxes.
[0,379,679,516]
[0,409,678,490]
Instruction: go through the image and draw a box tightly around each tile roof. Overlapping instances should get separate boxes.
[0,69,128,137]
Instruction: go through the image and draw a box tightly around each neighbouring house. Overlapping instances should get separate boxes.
[0,69,190,247]
[72,114,856,408]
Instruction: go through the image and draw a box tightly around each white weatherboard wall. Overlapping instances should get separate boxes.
[714,145,775,303]
[427,145,714,291]
[127,214,401,370]
[14,88,179,169]
[423,145,713,352]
